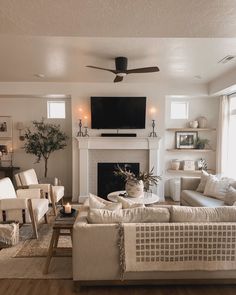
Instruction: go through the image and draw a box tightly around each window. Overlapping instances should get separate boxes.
[47,101,65,119]
[170,101,189,119]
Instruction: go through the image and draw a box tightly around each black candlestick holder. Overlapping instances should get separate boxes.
[77,119,84,137]
[149,120,157,137]
[83,127,89,137]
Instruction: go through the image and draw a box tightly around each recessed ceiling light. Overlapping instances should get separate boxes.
[34,73,45,79]
[194,75,202,79]
[218,55,235,64]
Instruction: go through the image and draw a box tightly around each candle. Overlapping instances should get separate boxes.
[78,107,83,120]
[150,107,157,120]
[64,202,71,214]
[84,115,88,127]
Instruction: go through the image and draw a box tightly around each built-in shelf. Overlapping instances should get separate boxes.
[167,169,215,175]
[166,149,215,153]
[166,128,216,132]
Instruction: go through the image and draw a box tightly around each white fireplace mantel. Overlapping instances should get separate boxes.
[76,136,162,202]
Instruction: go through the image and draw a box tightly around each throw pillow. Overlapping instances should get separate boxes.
[89,193,122,211]
[87,207,170,224]
[116,196,144,209]
[203,175,230,200]
[196,170,210,193]
[225,186,236,206]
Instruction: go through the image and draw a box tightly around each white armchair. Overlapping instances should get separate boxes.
[0,177,49,239]
[15,169,64,215]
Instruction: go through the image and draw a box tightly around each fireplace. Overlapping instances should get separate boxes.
[74,137,162,203]
[97,163,139,198]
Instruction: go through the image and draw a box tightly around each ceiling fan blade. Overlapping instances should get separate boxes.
[114,76,123,83]
[86,65,117,74]
[126,66,160,74]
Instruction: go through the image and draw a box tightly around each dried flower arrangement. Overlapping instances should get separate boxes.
[114,164,161,188]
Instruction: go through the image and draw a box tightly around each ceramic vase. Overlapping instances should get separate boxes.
[198,116,208,128]
[171,159,180,170]
[125,180,144,198]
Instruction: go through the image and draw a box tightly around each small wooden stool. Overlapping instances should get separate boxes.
[43,213,77,274]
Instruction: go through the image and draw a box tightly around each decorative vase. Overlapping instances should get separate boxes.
[125,180,144,198]
[189,120,198,128]
[198,116,208,128]
[171,159,180,170]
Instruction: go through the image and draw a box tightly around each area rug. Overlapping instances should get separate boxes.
[0,221,72,279]
[15,223,71,258]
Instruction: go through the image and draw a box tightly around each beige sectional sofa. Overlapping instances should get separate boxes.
[73,205,236,286]
[180,176,236,207]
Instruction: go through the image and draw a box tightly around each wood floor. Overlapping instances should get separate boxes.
[1,280,236,295]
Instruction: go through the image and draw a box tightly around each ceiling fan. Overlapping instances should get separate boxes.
[86,56,160,83]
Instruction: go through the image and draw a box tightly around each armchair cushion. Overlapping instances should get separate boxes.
[52,185,64,202]
[28,184,51,193]
[19,169,38,186]
[0,178,17,200]
[31,198,49,221]
[16,188,41,199]
[0,198,28,210]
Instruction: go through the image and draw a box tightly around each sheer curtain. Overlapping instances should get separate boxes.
[216,94,236,178]
[216,95,230,175]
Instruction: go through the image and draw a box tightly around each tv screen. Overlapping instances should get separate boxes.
[91,97,146,129]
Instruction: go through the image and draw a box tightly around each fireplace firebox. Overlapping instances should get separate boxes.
[97,163,139,199]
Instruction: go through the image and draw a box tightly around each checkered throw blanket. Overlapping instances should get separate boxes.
[119,223,236,275]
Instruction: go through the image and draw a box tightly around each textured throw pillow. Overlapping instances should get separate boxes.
[225,186,236,206]
[89,194,122,211]
[203,175,230,200]
[116,196,144,209]
[171,205,236,222]
[196,170,210,193]
[87,207,170,224]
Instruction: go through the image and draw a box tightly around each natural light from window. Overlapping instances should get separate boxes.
[228,96,236,178]
[171,101,189,119]
[47,101,66,119]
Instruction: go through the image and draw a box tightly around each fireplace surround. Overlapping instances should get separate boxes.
[75,137,162,203]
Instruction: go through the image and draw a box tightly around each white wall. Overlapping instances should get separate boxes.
[0,96,72,197]
[71,82,208,200]
[0,81,212,201]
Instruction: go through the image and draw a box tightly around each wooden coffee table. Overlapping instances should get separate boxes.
[43,210,78,274]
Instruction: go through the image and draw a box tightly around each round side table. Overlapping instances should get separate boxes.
[107,190,159,205]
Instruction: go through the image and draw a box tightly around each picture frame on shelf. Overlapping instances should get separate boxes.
[0,116,12,138]
[175,131,198,149]
[183,160,195,171]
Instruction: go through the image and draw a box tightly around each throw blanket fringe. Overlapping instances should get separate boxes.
[117,223,126,280]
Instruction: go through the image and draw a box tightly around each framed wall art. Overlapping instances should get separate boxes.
[175,131,198,149]
[0,116,12,138]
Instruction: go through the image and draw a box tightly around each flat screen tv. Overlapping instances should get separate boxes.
[91,97,146,129]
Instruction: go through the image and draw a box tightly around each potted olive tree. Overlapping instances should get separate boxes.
[24,119,68,178]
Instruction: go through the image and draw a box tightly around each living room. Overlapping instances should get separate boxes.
[1,1,236,294]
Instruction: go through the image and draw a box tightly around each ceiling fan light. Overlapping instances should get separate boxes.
[117,72,127,77]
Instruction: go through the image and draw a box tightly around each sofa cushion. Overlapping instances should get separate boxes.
[225,186,236,206]
[196,170,210,193]
[89,194,122,211]
[116,196,144,209]
[203,175,230,200]
[171,206,236,222]
[181,190,224,207]
[87,207,170,224]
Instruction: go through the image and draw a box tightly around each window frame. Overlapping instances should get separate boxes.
[47,100,66,119]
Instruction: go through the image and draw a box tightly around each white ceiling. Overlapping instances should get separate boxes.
[1,0,236,37]
[1,36,236,83]
[1,1,236,83]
